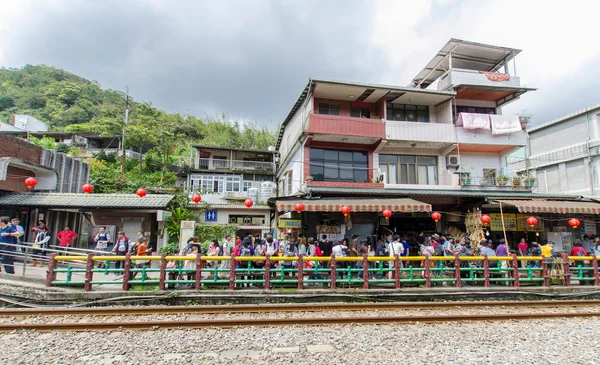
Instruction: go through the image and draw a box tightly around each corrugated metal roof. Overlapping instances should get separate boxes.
[305,186,581,200]
[276,198,431,212]
[412,38,521,88]
[0,193,174,209]
[202,204,270,210]
[496,200,600,214]
[527,104,600,133]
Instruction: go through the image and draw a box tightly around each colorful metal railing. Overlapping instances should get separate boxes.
[45,253,600,291]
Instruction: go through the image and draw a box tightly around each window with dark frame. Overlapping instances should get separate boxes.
[386,103,429,122]
[379,155,437,185]
[455,106,496,115]
[318,103,340,116]
[350,108,371,118]
[309,148,368,183]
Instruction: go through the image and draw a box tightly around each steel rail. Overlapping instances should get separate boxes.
[2,299,600,317]
[1,312,600,332]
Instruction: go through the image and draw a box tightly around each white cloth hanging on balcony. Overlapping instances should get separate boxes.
[490,114,522,135]
[456,113,491,130]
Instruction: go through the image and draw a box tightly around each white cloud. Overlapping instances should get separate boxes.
[369,0,600,123]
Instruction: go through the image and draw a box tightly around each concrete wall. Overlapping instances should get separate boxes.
[279,90,312,164]
[529,114,589,155]
[459,152,503,177]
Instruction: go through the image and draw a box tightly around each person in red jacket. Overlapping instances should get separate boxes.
[56,226,78,250]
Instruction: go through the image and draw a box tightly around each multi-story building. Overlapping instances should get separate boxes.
[510,104,600,196]
[273,39,591,246]
[183,145,277,237]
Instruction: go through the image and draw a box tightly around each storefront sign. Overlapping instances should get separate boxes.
[179,220,196,251]
[490,213,517,231]
[157,210,172,222]
[516,214,544,231]
[278,219,301,229]
[584,220,596,235]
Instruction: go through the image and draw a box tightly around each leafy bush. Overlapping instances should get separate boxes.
[158,242,179,255]
[195,223,238,245]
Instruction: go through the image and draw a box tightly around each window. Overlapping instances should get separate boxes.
[242,181,254,192]
[456,106,496,115]
[380,155,437,185]
[350,108,371,118]
[189,174,241,193]
[318,103,340,116]
[228,215,266,225]
[387,103,429,122]
[310,148,368,183]
[283,170,293,195]
[483,168,497,185]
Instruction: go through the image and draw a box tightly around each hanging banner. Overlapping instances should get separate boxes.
[278,219,302,229]
[490,213,517,231]
[584,220,597,235]
[516,214,544,231]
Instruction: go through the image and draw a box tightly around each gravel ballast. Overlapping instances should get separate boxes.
[1,317,599,364]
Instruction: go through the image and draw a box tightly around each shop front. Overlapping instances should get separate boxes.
[275,197,432,243]
[489,200,600,253]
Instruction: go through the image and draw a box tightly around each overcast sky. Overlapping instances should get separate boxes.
[1,0,599,128]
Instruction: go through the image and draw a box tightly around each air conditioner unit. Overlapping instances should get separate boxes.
[446,154,460,168]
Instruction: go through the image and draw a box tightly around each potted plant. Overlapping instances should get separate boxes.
[512,176,522,186]
[496,175,508,186]
[305,175,313,182]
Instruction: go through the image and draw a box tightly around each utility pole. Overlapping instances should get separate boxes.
[120,86,130,174]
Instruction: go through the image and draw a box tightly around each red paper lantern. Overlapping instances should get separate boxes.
[294,202,304,213]
[24,177,37,190]
[480,214,491,225]
[244,198,253,208]
[191,193,201,204]
[382,209,392,219]
[568,218,580,229]
[82,183,94,194]
[136,188,147,198]
[526,216,538,230]
[341,205,351,216]
[431,211,442,222]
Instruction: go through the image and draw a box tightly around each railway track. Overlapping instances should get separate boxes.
[2,299,600,317]
[1,300,599,332]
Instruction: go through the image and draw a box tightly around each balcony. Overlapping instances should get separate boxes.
[459,176,537,190]
[385,121,456,145]
[307,113,385,143]
[438,68,521,90]
[191,158,274,173]
[455,126,527,152]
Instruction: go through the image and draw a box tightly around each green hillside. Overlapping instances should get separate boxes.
[0,65,278,194]
[0,64,277,150]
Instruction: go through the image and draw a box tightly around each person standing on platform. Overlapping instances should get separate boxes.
[319,235,332,257]
[56,226,78,252]
[0,217,20,274]
[388,235,404,279]
[32,225,51,267]
[93,226,111,268]
[517,238,529,268]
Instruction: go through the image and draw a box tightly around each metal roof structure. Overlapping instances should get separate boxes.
[275,78,455,150]
[496,200,600,214]
[411,38,521,89]
[527,104,600,133]
[276,197,431,213]
[304,186,582,200]
[0,193,175,209]
[190,145,277,155]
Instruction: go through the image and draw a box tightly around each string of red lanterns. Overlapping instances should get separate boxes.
[382,209,392,223]
[82,183,94,194]
[24,177,37,190]
[341,205,351,216]
[191,193,202,204]
[294,202,304,213]
[568,218,580,229]
[480,214,491,225]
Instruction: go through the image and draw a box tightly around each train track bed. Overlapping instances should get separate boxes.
[0,316,597,364]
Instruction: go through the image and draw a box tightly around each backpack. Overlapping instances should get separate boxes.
[434,243,442,256]
[239,245,251,256]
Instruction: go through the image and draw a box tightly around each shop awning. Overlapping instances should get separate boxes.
[276,198,431,213]
[496,200,600,214]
